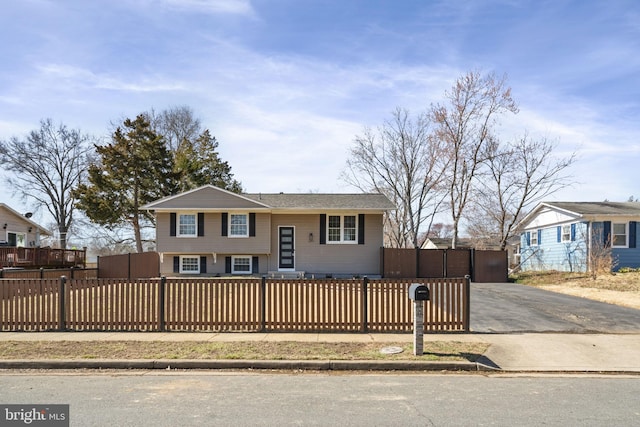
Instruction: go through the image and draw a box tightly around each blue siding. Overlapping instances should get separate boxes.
[612,221,640,270]
[520,222,588,272]
[521,221,640,272]
[592,221,640,271]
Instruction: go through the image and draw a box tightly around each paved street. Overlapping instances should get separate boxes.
[470,282,640,333]
[1,372,639,426]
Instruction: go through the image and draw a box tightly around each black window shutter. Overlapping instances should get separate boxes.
[571,223,576,241]
[557,226,561,242]
[537,229,542,245]
[198,213,205,236]
[320,214,326,245]
[173,256,179,273]
[603,221,611,247]
[249,213,256,237]
[225,256,231,274]
[221,213,228,236]
[358,214,365,245]
[170,213,176,236]
[200,256,207,273]
[252,256,259,274]
[526,232,530,246]
[630,221,637,249]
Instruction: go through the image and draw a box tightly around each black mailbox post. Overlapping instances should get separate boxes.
[408,283,429,356]
[408,283,430,301]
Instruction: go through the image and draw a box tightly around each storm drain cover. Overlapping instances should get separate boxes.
[380,346,404,355]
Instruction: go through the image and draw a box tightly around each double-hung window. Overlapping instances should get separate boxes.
[180,256,200,273]
[232,255,251,274]
[327,215,357,244]
[561,225,571,243]
[612,223,628,247]
[230,214,248,237]
[178,214,196,237]
[530,230,539,246]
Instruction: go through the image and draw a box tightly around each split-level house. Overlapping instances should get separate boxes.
[142,185,395,277]
[518,202,640,272]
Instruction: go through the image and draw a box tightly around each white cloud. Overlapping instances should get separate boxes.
[157,0,254,15]
[215,101,362,192]
[36,64,186,93]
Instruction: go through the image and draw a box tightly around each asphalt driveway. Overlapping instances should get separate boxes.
[470,282,640,333]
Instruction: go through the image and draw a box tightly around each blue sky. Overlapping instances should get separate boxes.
[1,0,639,223]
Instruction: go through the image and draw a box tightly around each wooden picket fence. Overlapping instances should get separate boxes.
[0,277,470,333]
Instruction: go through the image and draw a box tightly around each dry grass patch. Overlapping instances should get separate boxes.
[0,341,488,362]
[512,270,640,309]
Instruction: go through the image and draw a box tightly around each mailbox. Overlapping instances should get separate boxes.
[408,283,430,301]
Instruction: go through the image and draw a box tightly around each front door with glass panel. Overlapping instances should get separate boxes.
[278,226,295,270]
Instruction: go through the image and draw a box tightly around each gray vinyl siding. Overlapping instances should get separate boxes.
[268,213,383,276]
[156,211,384,276]
[147,186,267,210]
[156,212,271,254]
[159,254,268,276]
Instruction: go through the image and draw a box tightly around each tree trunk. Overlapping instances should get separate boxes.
[58,225,68,249]
[133,215,143,253]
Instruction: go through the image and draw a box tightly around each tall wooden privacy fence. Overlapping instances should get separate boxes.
[96,252,160,279]
[381,248,508,283]
[0,277,470,333]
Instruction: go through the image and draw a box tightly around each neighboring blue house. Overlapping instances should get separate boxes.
[518,202,640,272]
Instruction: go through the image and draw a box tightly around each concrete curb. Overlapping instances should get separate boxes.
[0,359,489,372]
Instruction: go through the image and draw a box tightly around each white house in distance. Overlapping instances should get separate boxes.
[0,203,50,248]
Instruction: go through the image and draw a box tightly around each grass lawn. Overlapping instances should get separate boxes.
[0,340,488,362]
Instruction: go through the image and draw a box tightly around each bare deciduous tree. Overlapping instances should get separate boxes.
[146,106,242,193]
[146,105,202,153]
[343,108,449,248]
[469,134,577,250]
[430,71,518,248]
[0,119,94,248]
[589,226,618,279]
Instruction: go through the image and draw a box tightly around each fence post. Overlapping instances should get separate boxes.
[470,248,475,282]
[464,275,471,331]
[443,250,448,278]
[59,275,67,331]
[260,276,267,332]
[361,277,369,332]
[159,276,166,331]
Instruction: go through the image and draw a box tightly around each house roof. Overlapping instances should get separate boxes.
[142,185,396,212]
[544,202,640,216]
[422,237,473,249]
[519,201,640,230]
[421,237,503,250]
[243,193,395,211]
